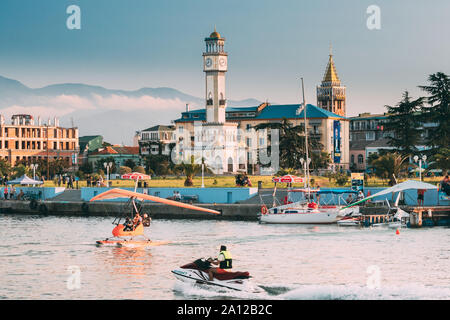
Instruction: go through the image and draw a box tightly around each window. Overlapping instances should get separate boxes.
[351,154,355,163]
[366,131,375,141]
[259,138,265,146]
[358,154,364,164]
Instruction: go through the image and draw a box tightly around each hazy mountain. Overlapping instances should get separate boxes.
[0,75,261,144]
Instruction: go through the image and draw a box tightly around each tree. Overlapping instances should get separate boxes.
[331,172,349,186]
[133,166,146,174]
[124,159,137,170]
[0,159,12,178]
[143,154,172,176]
[175,156,210,186]
[369,152,409,186]
[79,161,93,175]
[419,72,450,154]
[119,166,132,175]
[310,152,331,170]
[384,91,424,155]
[95,157,117,174]
[426,147,450,174]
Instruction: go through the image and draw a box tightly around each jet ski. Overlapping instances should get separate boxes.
[172,258,256,292]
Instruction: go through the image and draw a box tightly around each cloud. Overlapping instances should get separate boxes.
[91,94,193,112]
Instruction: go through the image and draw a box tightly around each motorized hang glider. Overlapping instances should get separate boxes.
[91,188,220,245]
[341,180,438,209]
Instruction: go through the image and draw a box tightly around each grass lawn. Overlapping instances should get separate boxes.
[42,175,443,189]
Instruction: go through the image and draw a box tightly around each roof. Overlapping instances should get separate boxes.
[90,146,139,156]
[141,125,175,132]
[350,140,372,151]
[174,103,346,123]
[365,138,393,149]
[323,54,340,83]
[257,104,345,120]
[79,135,102,142]
[349,113,389,120]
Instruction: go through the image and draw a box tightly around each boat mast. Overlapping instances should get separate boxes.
[301,78,310,196]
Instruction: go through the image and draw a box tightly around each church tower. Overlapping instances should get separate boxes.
[203,27,228,123]
[316,47,346,116]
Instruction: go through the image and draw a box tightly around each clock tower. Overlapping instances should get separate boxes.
[203,27,228,123]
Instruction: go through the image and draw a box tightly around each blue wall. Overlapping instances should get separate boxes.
[81,187,258,204]
[1,187,65,200]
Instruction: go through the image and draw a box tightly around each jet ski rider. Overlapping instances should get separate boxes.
[207,245,232,281]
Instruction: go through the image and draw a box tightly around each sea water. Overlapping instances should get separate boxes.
[0,214,449,300]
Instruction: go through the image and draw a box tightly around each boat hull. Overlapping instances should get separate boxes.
[96,239,170,247]
[171,269,256,292]
[260,211,341,224]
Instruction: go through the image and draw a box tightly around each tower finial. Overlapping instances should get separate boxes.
[329,42,333,57]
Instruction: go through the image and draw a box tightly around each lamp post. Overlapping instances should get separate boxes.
[413,155,427,181]
[201,162,205,188]
[103,162,113,186]
[30,163,39,180]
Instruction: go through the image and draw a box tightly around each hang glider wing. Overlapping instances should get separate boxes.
[90,188,221,215]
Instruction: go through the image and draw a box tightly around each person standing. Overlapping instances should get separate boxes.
[4,186,8,200]
[417,189,425,206]
[10,185,15,200]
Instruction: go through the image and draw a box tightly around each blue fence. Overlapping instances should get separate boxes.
[1,187,66,200]
[81,187,258,204]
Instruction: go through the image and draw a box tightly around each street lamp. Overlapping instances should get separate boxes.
[103,162,113,186]
[413,155,427,181]
[30,163,39,180]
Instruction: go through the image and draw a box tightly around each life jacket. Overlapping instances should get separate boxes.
[219,250,232,269]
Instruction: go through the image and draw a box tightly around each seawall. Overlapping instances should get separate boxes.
[0,200,261,221]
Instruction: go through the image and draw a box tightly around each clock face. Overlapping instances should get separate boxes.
[219,58,226,67]
[205,58,212,67]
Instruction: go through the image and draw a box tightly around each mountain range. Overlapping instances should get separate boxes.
[0,75,261,144]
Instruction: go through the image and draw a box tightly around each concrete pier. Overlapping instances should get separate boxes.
[0,200,261,221]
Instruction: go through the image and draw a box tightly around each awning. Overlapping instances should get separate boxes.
[7,174,43,185]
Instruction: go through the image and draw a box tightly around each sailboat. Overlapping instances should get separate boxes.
[91,188,220,247]
[260,79,352,224]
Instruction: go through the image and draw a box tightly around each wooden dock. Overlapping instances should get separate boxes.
[359,205,450,227]
[408,206,450,227]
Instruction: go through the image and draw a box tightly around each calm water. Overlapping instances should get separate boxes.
[0,214,449,300]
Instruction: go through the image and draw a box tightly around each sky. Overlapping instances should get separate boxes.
[0,0,449,117]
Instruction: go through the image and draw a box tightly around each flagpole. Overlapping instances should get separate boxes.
[301,78,311,200]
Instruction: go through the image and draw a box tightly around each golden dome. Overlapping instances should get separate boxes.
[209,26,221,39]
[210,31,220,39]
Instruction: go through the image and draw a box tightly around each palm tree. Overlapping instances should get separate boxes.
[176,156,211,187]
[370,152,409,186]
